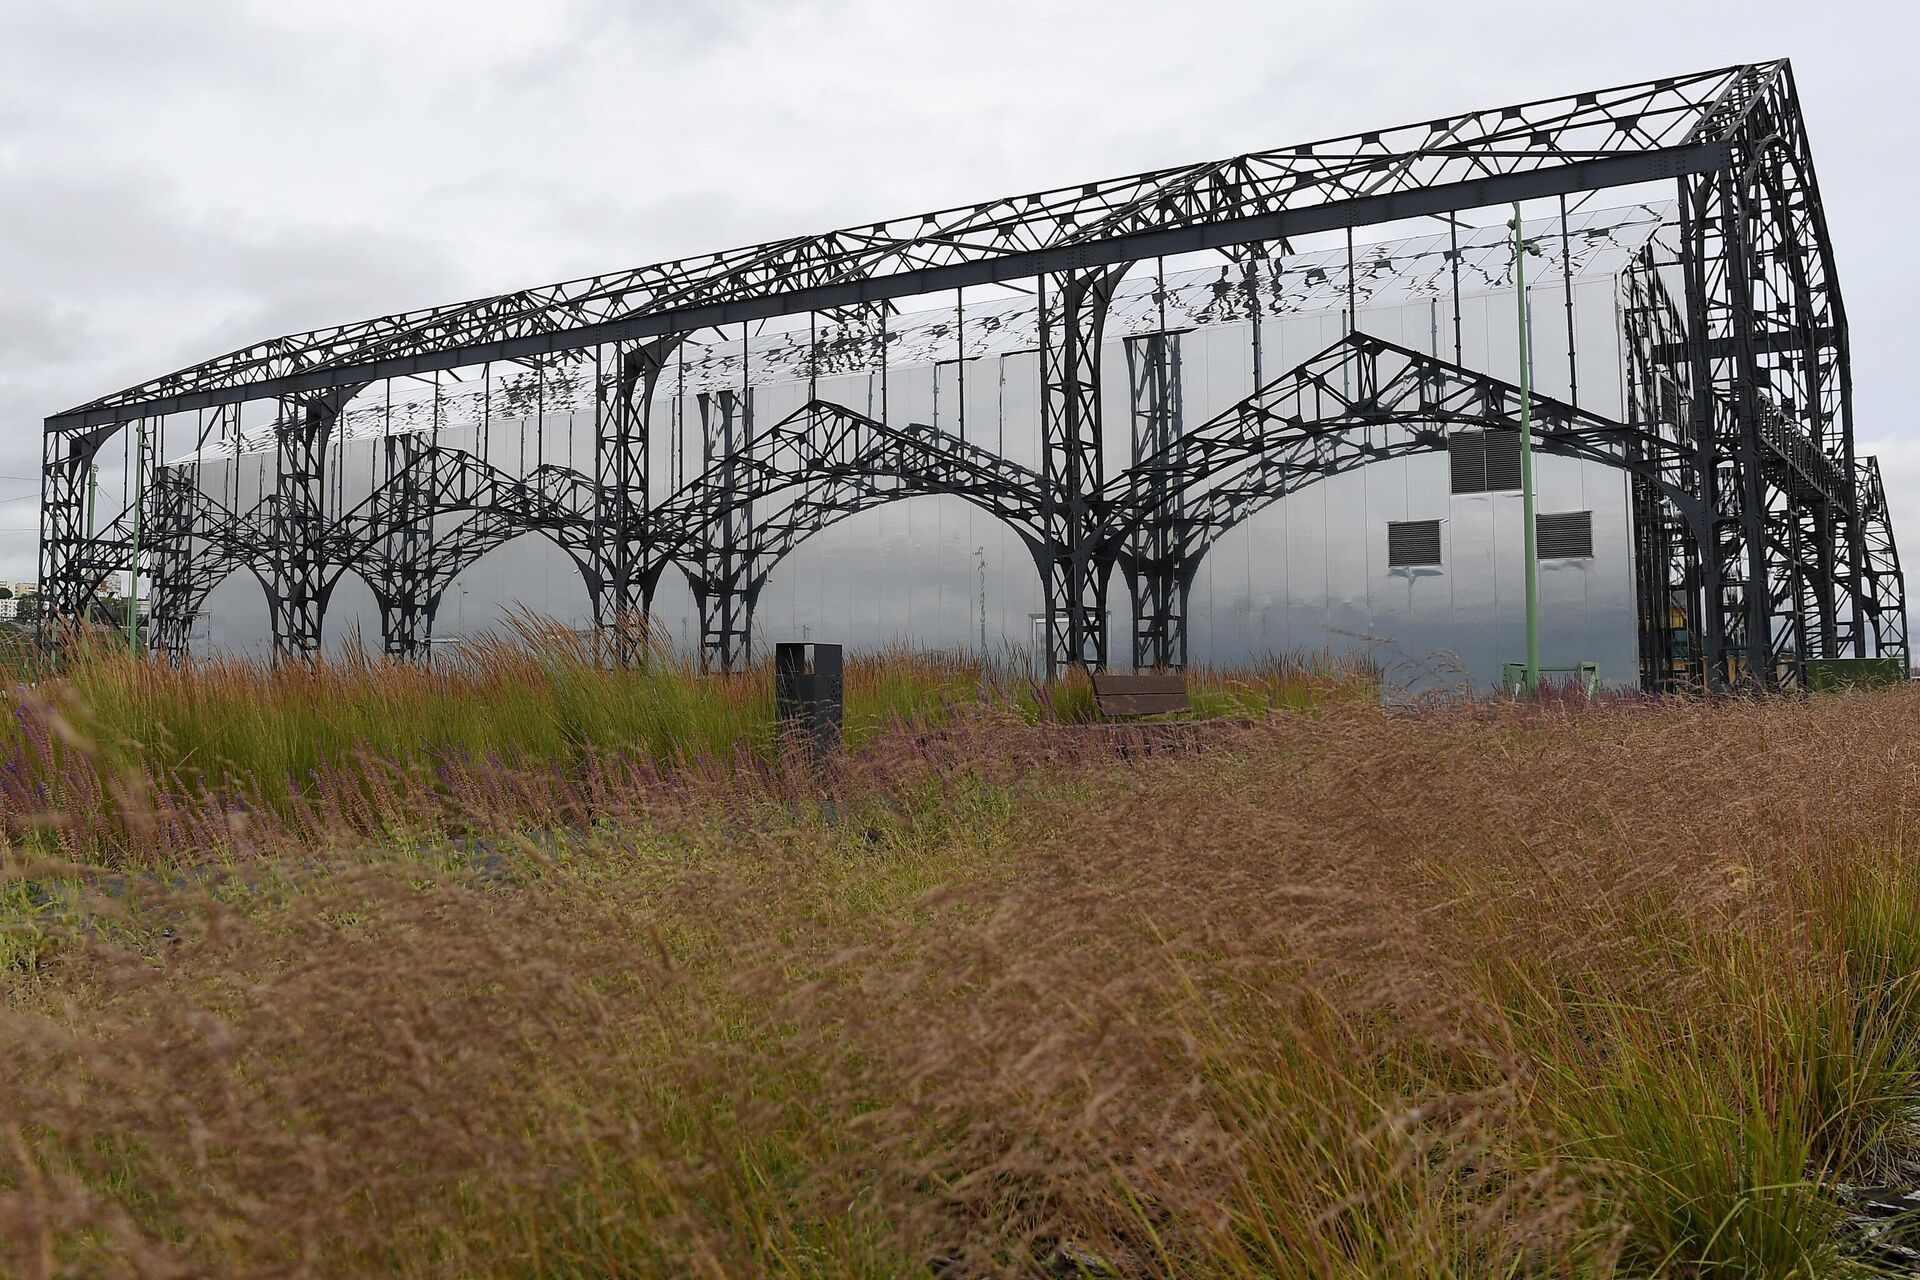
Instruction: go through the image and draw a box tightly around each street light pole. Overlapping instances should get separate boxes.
[127,422,143,654]
[1511,204,1542,695]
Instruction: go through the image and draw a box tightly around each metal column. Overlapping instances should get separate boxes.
[1124,331,1186,669]
[594,336,681,663]
[376,432,432,659]
[1039,266,1124,674]
[268,393,344,662]
[695,387,753,671]
[36,425,110,642]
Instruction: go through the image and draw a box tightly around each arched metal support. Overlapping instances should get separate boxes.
[1039,266,1126,674]
[639,391,1049,673]
[1858,456,1908,665]
[36,424,116,642]
[268,390,353,663]
[147,463,205,663]
[375,432,432,659]
[594,335,683,662]
[693,387,753,671]
[1105,331,1706,677]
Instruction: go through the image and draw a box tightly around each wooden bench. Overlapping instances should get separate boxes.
[1089,671,1190,720]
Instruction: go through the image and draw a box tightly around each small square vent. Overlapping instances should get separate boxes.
[1387,518,1444,568]
[1483,429,1523,491]
[1537,510,1595,559]
[1449,429,1523,493]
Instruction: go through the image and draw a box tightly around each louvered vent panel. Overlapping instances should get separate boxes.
[1387,519,1443,568]
[1483,429,1523,491]
[1448,431,1486,493]
[1537,510,1595,559]
[1450,429,1523,493]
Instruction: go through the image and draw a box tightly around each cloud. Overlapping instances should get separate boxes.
[0,293,95,366]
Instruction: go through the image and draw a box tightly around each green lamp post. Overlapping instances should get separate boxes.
[127,425,142,654]
[1510,204,1542,695]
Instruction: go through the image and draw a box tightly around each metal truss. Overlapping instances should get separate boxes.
[1858,456,1908,663]
[1623,250,1705,688]
[49,65,1763,432]
[1036,268,1126,670]
[266,390,356,660]
[41,60,1903,690]
[593,337,680,659]
[1662,63,1878,687]
[1102,331,1701,675]
[373,431,432,658]
[147,462,206,660]
[38,425,111,629]
[648,396,1048,668]
[1123,332,1187,669]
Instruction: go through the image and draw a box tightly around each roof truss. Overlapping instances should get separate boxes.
[50,61,1780,431]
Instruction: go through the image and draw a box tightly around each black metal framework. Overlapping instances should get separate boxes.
[38,60,1902,689]
[1124,327,1187,669]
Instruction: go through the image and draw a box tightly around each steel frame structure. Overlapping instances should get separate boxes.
[40,60,1904,688]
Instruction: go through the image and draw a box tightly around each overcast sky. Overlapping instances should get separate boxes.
[2,0,1916,587]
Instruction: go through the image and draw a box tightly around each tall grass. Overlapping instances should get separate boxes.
[0,623,1376,866]
[1,653,1917,1276]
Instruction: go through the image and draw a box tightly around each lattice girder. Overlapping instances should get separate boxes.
[1102,331,1700,670]
[50,65,1775,432]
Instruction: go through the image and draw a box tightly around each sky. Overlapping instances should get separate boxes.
[2,0,1916,592]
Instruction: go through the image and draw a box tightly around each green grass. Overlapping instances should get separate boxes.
[0,626,1376,849]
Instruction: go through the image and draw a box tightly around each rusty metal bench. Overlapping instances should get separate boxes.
[1089,671,1190,720]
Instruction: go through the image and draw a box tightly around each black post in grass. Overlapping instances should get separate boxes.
[774,642,842,758]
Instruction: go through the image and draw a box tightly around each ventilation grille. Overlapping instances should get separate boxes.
[1537,510,1595,559]
[1449,429,1524,493]
[1387,519,1443,568]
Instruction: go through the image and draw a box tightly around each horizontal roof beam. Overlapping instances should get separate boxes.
[46,141,1731,433]
[1655,325,1838,364]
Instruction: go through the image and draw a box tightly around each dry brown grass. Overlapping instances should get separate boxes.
[3,680,1920,1277]
[0,626,1375,868]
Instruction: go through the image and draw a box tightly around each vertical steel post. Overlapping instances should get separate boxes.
[1449,219,1464,365]
[595,335,681,663]
[1124,327,1184,669]
[1720,164,1777,689]
[696,384,752,672]
[269,391,349,663]
[377,430,432,659]
[1039,266,1122,675]
[1559,194,1579,407]
[39,426,107,646]
[1512,205,1541,693]
[147,462,198,664]
[127,418,143,653]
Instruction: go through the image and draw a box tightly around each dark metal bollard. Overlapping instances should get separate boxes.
[774,642,843,756]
